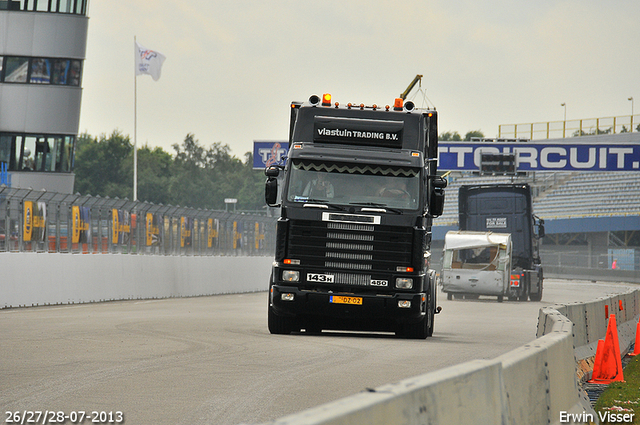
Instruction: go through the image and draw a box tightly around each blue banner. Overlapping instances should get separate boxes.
[253,141,289,170]
[438,142,640,171]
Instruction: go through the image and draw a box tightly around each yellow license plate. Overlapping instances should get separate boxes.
[330,295,363,305]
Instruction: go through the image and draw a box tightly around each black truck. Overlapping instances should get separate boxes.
[264,93,446,338]
[458,184,545,301]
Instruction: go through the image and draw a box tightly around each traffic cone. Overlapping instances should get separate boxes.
[628,317,640,357]
[589,314,624,384]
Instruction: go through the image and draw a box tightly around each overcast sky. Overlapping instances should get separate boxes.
[79,0,640,158]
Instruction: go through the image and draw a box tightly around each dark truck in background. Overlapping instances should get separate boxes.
[264,93,446,338]
[458,184,545,301]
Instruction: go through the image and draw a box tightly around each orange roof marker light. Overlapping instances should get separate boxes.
[322,93,332,106]
[393,98,404,111]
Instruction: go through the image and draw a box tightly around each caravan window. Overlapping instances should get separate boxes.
[446,245,501,271]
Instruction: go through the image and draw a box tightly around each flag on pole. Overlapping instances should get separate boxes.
[135,41,166,81]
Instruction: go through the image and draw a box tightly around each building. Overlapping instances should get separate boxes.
[0,0,89,193]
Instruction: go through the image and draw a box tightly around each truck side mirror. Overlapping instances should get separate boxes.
[538,224,545,238]
[265,178,279,206]
[427,176,447,217]
[265,166,280,178]
[429,187,445,217]
[533,215,545,238]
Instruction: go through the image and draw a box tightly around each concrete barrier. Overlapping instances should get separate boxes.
[253,290,640,425]
[4,253,637,424]
[0,252,274,308]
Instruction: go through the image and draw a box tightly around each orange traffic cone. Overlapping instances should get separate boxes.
[628,317,640,357]
[589,314,624,384]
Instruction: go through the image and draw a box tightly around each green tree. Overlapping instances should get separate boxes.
[133,145,173,205]
[74,130,132,198]
[464,130,484,141]
[439,131,462,141]
[74,130,267,212]
[169,134,213,209]
[235,152,268,211]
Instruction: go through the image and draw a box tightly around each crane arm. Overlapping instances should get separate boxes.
[399,74,423,100]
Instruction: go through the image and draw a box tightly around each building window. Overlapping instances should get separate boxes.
[0,133,75,172]
[0,0,87,14]
[51,59,81,85]
[4,57,29,83]
[1,56,81,85]
[30,58,51,83]
[0,1,22,10]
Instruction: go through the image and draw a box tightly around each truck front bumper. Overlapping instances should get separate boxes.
[270,285,426,331]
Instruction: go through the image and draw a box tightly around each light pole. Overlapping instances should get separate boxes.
[561,103,566,137]
[629,97,634,132]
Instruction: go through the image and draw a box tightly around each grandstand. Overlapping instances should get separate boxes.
[435,171,640,225]
[431,170,640,277]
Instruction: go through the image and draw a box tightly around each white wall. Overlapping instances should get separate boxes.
[0,253,273,308]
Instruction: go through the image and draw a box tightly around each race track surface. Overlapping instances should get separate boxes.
[1,279,634,424]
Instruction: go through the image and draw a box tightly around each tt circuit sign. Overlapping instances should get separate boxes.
[438,135,640,172]
[253,141,289,170]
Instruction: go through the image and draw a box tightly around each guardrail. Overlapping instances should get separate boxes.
[252,289,640,425]
[498,114,640,140]
[0,186,276,256]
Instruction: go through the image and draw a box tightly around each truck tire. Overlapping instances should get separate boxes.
[268,306,296,335]
[427,279,436,337]
[529,278,543,302]
[401,315,429,339]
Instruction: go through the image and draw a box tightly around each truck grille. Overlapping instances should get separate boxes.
[333,273,370,286]
[287,219,413,285]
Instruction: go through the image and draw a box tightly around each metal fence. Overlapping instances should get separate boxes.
[0,186,277,256]
[540,248,640,271]
[498,114,640,139]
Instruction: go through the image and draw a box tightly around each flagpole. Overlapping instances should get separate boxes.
[133,35,138,202]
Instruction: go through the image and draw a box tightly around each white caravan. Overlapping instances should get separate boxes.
[441,231,512,302]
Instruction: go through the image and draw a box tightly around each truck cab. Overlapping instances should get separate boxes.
[457,184,544,301]
[265,94,446,338]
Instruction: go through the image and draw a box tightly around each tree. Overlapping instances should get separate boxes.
[73,130,272,213]
[132,145,173,205]
[74,130,132,198]
[439,130,485,141]
[439,131,461,141]
[464,130,484,141]
[169,134,213,209]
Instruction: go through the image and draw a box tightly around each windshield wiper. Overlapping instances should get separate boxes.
[302,199,347,211]
[349,202,403,215]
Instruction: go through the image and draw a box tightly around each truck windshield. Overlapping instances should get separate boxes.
[286,159,420,210]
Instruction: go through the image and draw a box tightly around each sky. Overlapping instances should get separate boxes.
[79,0,640,159]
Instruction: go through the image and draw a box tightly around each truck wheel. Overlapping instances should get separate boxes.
[402,316,429,339]
[446,293,452,301]
[268,306,295,335]
[427,283,436,337]
[529,280,543,301]
[497,295,504,303]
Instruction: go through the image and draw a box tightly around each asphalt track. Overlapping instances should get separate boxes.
[0,279,635,425]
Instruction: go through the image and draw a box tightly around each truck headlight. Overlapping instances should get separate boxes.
[396,278,413,289]
[282,270,300,282]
